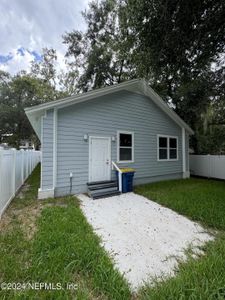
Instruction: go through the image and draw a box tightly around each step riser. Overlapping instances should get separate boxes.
[87,180,120,199]
[87,180,117,186]
[88,187,118,196]
[88,183,118,191]
[92,192,121,200]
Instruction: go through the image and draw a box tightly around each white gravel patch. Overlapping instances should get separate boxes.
[78,192,213,291]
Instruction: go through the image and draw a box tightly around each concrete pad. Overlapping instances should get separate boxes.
[78,192,213,291]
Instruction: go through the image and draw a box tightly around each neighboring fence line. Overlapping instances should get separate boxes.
[0,148,41,218]
[190,155,225,180]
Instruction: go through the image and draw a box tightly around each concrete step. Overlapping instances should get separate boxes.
[88,182,118,191]
[87,180,120,199]
[91,190,121,200]
[87,180,117,186]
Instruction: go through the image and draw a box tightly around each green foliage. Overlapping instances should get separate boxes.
[0,165,131,300]
[1,0,224,152]
[0,47,70,148]
[63,0,225,153]
[139,234,225,300]
[0,71,61,148]
[31,48,58,85]
[1,165,225,299]
[121,0,225,152]
[135,178,225,230]
[63,0,136,91]
[197,127,225,154]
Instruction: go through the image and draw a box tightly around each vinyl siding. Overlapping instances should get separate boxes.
[52,90,184,196]
[41,109,53,189]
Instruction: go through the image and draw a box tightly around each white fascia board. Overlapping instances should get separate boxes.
[24,79,141,114]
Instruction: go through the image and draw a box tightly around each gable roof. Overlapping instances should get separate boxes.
[25,79,194,139]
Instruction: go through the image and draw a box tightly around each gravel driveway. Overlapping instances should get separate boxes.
[78,192,213,290]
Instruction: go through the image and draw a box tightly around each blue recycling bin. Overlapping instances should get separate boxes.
[122,172,135,192]
[117,168,135,193]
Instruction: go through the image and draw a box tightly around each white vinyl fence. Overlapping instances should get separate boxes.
[0,148,41,218]
[190,155,225,180]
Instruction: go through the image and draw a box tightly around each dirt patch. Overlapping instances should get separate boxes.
[0,196,69,240]
[17,203,52,240]
[17,184,31,199]
[0,213,14,233]
[0,202,52,239]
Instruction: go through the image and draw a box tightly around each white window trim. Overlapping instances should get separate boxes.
[157,134,178,161]
[117,131,134,163]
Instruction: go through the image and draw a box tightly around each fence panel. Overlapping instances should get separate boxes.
[15,150,22,191]
[190,155,225,180]
[0,149,41,218]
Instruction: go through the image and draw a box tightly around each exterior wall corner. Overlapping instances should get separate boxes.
[38,188,55,199]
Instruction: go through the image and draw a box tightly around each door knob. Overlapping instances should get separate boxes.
[106,159,109,164]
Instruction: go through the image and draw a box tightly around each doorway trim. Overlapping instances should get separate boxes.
[88,136,111,182]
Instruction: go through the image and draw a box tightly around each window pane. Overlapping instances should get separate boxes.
[170,138,177,148]
[159,149,167,159]
[159,137,167,148]
[170,149,177,159]
[120,134,132,147]
[120,148,132,161]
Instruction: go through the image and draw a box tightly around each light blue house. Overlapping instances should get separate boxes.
[25,79,193,199]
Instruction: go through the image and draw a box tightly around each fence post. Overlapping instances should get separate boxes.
[12,148,16,197]
[30,150,31,174]
[32,150,34,170]
[31,151,33,171]
[207,154,211,178]
[27,151,29,177]
[20,149,24,184]
[29,150,32,175]
[28,150,30,175]
[26,151,28,179]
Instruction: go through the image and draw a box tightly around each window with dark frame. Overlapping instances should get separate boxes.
[158,136,178,160]
[118,132,133,162]
[159,137,168,160]
[169,138,177,159]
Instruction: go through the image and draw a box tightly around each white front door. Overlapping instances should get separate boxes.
[89,136,111,182]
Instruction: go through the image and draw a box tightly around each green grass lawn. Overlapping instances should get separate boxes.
[135,178,225,230]
[135,178,225,300]
[0,165,131,300]
[1,168,225,300]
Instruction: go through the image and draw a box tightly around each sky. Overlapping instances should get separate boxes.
[0,0,89,75]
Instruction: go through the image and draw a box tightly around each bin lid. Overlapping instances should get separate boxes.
[120,168,135,173]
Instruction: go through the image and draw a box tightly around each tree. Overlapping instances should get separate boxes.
[0,72,61,148]
[119,0,225,152]
[31,48,58,86]
[196,66,225,154]
[58,68,79,95]
[63,0,225,152]
[63,0,136,92]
